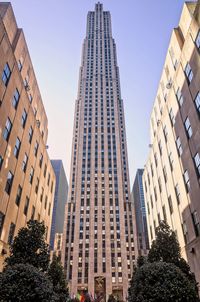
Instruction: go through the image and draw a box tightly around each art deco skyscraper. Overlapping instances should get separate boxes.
[63,3,137,300]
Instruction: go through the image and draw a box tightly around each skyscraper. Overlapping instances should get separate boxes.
[62,3,137,300]
[132,169,149,256]
[143,1,200,287]
[50,160,68,254]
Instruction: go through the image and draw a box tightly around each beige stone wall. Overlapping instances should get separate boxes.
[0,3,55,270]
[143,0,200,287]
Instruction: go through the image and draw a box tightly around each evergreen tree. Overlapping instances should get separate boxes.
[128,221,199,302]
[148,220,180,264]
[107,294,116,302]
[48,254,69,302]
[0,263,55,302]
[1,219,69,301]
[129,262,198,302]
[148,221,198,290]
[6,220,49,271]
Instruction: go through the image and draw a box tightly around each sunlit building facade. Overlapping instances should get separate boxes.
[0,3,55,269]
[143,1,200,287]
[62,3,137,300]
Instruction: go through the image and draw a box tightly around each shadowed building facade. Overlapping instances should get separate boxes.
[50,160,68,256]
[62,3,137,300]
[132,169,149,256]
[0,3,55,269]
[143,1,200,288]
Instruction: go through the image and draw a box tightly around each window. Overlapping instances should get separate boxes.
[176,87,184,106]
[194,153,200,176]
[175,184,181,204]
[150,163,154,177]
[0,155,3,170]
[51,181,54,193]
[163,125,168,141]
[176,137,183,156]
[47,173,50,186]
[22,153,28,172]
[29,167,34,184]
[168,195,173,214]
[44,164,47,178]
[0,212,5,236]
[194,92,200,114]
[28,94,33,103]
[15,185,22,206]
[192,211,200,237]
[163,166,167,182]
[169,108,175,126]
[184,170,190,192]
[14,137,21,158]
[158,140,162,155]
[35,177,39,194]
[184,117,192,138]
[2,63,11,86]
[182,222,188,243]
[17,59,23,71]
[44,196,48,209]
[158,177,162,193]
[28,127,33,143]
[3,118,12,141]
[39,153,43,167]
[185,63,193,83]
[34,141,39,156]
[48,203,51,216]
[21,109,27,128]
[31,206,35,220]
[162,205,167,221]
[40,187,44,202]
[154,153,158,167]
[12,89,20,109]
[24,196,29,215]
[169,152,174,171]
[5,171,14,195]
[195,30,200,50]
[8,223,15,245]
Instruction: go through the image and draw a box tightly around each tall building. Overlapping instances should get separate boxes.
[62,3,137,300]
[0,3,55,269]
[143,1,200,287]
[50,160,68,253]
[132,169,149,256]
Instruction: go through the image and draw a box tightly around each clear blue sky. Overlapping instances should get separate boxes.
[9,0,190,184]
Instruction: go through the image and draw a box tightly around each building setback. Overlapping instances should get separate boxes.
[132,169,149,256]
[62,3,137,300]
[143,1,200,287]
[0,3,55,269]
[50,160,68,253]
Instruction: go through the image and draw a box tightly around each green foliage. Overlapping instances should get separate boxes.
[0,263,55,302]
[129,262,198,302]
[128,221,199,301]
[147,220,198,293]
[136,255,147,268]
[48,254,69,302]
[107,294,116,302]
[2,220,69,301]
[6,220,49,271]
[148,220,181,264]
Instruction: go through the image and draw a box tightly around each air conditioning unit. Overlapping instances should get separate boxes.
[166,80,172,89]
[36,120,40,127]
[25,84,30,91]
